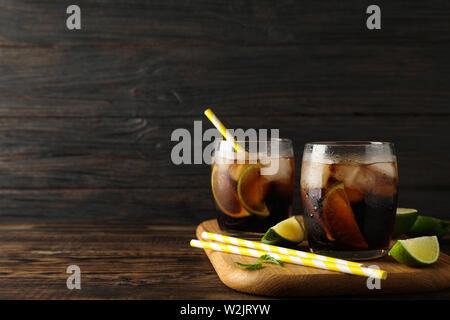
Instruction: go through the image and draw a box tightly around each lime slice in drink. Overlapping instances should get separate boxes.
[228,164,247,181]
[211,166,250,218]
[389,236,440,267]
[322,182,368,248]
[406,216,449,239]
[237,164,270,216]
[301,188,335,241]
[261,216,305,248]
[392,208,419,238]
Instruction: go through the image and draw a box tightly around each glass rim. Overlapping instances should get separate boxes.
[305,141,393,147]
[215,137,292,143]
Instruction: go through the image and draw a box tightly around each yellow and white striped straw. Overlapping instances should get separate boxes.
[190,239,387,280]
[201,231,363,268]
[204,108,243,152]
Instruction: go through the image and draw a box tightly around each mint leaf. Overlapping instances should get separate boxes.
[258,254,284,267]
[235,254,284,270]
[236,262,264,270]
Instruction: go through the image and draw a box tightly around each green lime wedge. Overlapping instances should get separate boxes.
[237,164,270,216]
[406,216,449,239]
[389,236,440,267]
[261,216,305,248]
[392,208,419,238]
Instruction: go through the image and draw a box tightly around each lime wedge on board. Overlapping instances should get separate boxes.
[262,216,305,248]
[406,216,449,239]
[389,236,440,267]
[392,208,419,238]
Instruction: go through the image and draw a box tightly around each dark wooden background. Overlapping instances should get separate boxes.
[0,0,449,223]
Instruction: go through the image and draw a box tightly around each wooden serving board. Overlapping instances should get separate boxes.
[196,219,450,297]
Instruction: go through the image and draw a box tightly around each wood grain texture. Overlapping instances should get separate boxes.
[0,43,449,118]
[0,222,241,299]
[0,1,448,222]
[0,221,448,300]
[196,219,450,297]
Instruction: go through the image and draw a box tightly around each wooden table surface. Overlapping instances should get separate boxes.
[0,222,448,300]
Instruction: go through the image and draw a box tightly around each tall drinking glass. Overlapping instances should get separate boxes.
[300,142,398,260]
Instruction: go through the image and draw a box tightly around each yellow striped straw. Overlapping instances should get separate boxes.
[190,239,387,280]
[204,108,243,152]
[201,231,363,268]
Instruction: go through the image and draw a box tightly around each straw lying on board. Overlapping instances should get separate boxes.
[200,231,363,268]
[190,239,387,280]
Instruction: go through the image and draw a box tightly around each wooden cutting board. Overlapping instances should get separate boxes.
[196,219,450,297]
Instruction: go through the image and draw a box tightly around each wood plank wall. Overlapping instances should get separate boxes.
[0,1,448,222]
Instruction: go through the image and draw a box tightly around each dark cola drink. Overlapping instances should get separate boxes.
[211,139,295,234]
[300,142,398,260]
